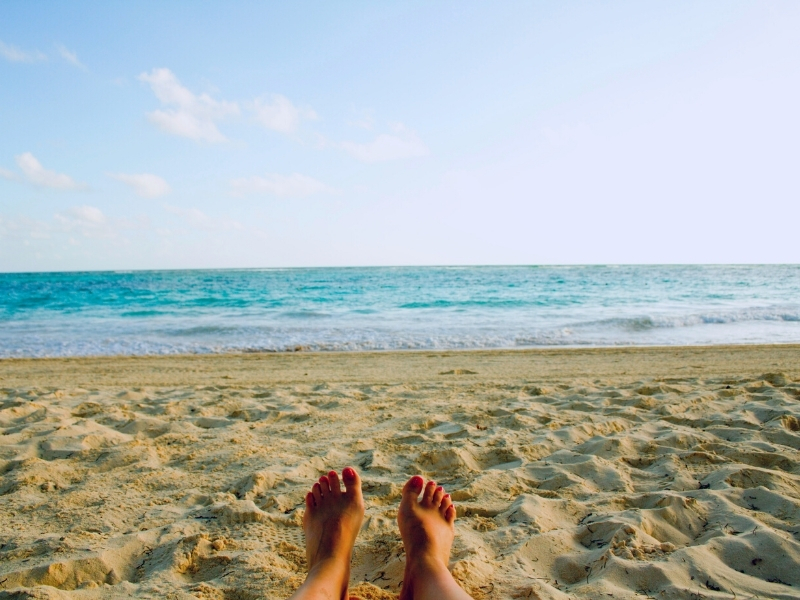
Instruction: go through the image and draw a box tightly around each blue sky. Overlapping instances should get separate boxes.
[1,1,799,271]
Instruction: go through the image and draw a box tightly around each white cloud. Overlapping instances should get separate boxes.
[109,172,170,198]
[56,44,87,70]
[164,205,244,230]
[53,205,118,239]
[1,206,149,251]
[249,94,316,134]
[0,214,52,241]
[49,206,148,241]
[138,68,239,143]
[139,68,317,141]
[15,152,87,190]
[0,40,46,63]
[347,108,375,130]
[230,173,333,197]
[0,167,17,181]
[341,122,429,162]
[60,205,106,227]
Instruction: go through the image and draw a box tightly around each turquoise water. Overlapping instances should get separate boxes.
[1,265,799,357]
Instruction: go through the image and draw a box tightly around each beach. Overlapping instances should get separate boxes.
[1,345,800,599]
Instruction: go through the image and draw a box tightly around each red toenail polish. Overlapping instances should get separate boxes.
[329,470,337,477]
[343,467,355,478]
[410,475,424,487]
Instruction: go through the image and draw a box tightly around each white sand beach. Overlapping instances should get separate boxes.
[1,345,800,599]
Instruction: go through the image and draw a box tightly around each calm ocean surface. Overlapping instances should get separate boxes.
[1,265,799,357]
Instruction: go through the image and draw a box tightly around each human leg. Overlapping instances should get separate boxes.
[397,476,474,600]
[289,467,365,600]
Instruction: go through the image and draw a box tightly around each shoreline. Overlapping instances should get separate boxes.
[2,343,799,388]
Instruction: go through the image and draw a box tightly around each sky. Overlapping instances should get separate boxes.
[1,1,799,272]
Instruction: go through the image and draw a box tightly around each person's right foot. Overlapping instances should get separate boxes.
[398,476,457,595]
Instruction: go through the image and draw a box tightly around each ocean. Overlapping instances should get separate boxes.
[1,265,799,357]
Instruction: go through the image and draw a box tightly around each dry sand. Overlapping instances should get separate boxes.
[1,345,800,599]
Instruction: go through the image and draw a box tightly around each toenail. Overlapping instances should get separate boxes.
[436,486,443,492]
[343,467,356,479]
[410,475,424,487]
[328,470,337,477]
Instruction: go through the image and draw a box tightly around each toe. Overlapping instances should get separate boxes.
[402,475,425,500]
[439,494,452,518]
[305,491,315,509]
[327,470,342,496]
[342,467,363,501]
[445,504,457,524]
[312,482,322,504]
[318,476,331,495]
[432,486,445,507]
[422,480,437,505]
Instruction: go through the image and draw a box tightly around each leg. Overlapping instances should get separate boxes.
[290,467,365,600]
[397,476,474,600]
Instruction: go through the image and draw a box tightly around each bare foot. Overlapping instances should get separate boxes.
[290,467,365,600]
[398,476,473,600]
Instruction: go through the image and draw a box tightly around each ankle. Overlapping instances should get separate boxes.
[296,562,350,600]
[308,555,350,582]
[309,537,355,567]
[401,557,453,600]
[404,554,450,580]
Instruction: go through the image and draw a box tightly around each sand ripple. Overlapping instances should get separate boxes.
[1,367,800,598]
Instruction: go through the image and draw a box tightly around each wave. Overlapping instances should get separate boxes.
[570,306,800,332]
[169,325,245,336]
[398,299,538,309]
[3,322,800,358]
[2,266,800,357]
[278,310,332,319]
[121,310,168,318]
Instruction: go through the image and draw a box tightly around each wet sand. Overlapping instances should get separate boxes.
[1,345,800,599]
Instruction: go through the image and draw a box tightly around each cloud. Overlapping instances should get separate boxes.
[341,122,429,162]
[249,94,317,134]
[1,206,149,250]
[59,205,106,227]
[15,152,87,190]
[230,173,333,197]
[109,173,170,198]
[347,108,376,130]
[138,68,239,143]
[0,40,46,63]
[164,205,243,230]
[50,205,148,241]
[0,214,52,241]
[139,68,316,141]
[56,44,87,70]
[0,167,17,181]
[53,205,119,239]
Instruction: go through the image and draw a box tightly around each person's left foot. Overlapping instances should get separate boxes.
[301,467,365,598]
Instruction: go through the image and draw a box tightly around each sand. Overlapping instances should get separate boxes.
[1,345,800,599]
